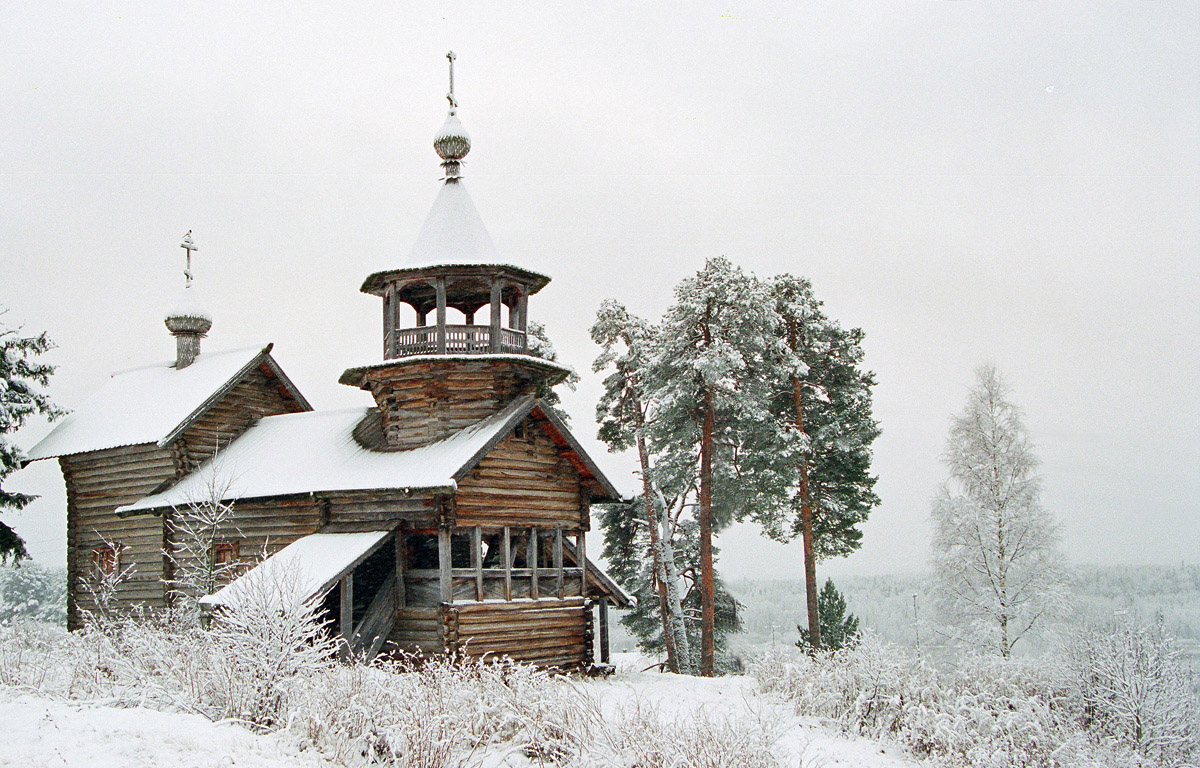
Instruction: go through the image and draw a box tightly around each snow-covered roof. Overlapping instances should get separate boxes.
[199,530,392,610]
[117,396,541,514]
[339,353,575,388]
[406,180,500,267]
[25,345,305,461]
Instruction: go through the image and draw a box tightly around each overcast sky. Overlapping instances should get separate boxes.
[3,2,1197,581]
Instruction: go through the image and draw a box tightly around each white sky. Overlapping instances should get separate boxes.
[3,2,1197,580]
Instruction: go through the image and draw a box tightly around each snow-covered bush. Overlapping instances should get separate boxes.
[1069,617,1200,766]
[751,637,1138,768]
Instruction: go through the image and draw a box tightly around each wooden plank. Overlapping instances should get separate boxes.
[339,574,353,660]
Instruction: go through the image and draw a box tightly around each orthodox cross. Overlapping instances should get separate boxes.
[446,51,457,112]
[180,230,198,285]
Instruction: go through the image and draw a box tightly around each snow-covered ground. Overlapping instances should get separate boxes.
[0,688,335,768]
[0,654,916,768]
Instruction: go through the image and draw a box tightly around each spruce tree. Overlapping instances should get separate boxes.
[796,578,860,652]
[0,312,64,565]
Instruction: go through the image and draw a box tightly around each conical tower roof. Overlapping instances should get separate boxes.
[405,179,499,268]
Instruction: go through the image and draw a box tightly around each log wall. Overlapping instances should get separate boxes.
[454,419,588,530]
[164,495,323,603]
[324,493,438,530]
[359,359,548,450]
[61,444,176,628]
[388,606,442,655]
[444,598,591,669]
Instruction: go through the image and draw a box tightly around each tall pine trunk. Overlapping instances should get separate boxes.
[699,385,716,677]
[793,373,821,651]
[787,319,821,651]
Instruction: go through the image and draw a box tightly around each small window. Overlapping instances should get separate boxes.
[211,541,240,568]
[92,543,122,577]
[406,535,438,569]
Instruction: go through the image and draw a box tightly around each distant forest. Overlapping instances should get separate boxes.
[609,565,1200,665]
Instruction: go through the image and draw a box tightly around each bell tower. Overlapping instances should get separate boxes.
[341,53,571,450]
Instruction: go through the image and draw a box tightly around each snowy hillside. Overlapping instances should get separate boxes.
[1,651,915,768]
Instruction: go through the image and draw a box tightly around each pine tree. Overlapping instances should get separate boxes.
[0,312,64,566]
[646,257,780,675]
[930,364,1068,657]
[796,578,860,652]
[765,274,880,650]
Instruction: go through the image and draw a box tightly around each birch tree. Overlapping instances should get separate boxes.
[930,364,1067,657]
[591,300,692,673]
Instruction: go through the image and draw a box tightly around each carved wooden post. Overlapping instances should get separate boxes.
[516,291,528,333]
[435,277,447,354]
[395,528,406,608]
[438,526,452,604]
[528,526,539,600]
[599,600,611,664]
[471,525,483,601]
[577,531,587,598]
[489,278,502,352]
[502,526,512,600]
[554,526,564,599]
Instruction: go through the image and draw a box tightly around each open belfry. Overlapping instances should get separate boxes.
[26,53,630,670]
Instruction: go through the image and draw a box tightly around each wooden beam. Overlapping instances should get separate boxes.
[438,526,452,604]
[471,526,483,601]
[528,526,539,600]
[339,573,353,660]
[516,291,528,333]
[435,277,447,354]
[502,526,512,601]
[489,279,502,352]
[554,526,564,599]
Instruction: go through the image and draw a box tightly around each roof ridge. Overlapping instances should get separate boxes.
[109,344,268,377]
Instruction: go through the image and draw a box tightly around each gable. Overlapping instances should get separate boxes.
[453,412,597,530]
[25,345,310,462]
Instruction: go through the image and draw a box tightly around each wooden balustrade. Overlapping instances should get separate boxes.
[386,324,527,358]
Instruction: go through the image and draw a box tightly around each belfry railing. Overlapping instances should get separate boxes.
[387,325,527,358]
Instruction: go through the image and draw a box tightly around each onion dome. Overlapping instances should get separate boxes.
[435,51,470,180]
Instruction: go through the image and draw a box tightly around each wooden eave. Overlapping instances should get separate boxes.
[360,263,551,298]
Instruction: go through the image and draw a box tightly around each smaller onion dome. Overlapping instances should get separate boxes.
[434,113,471,162]
[165,282,212,368]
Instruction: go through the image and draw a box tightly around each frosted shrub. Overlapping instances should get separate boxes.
[1070,618,1200,766]
[750,638,1129,768]
[207,557,338,728]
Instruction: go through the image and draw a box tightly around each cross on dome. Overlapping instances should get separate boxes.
[434,51,471,181]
